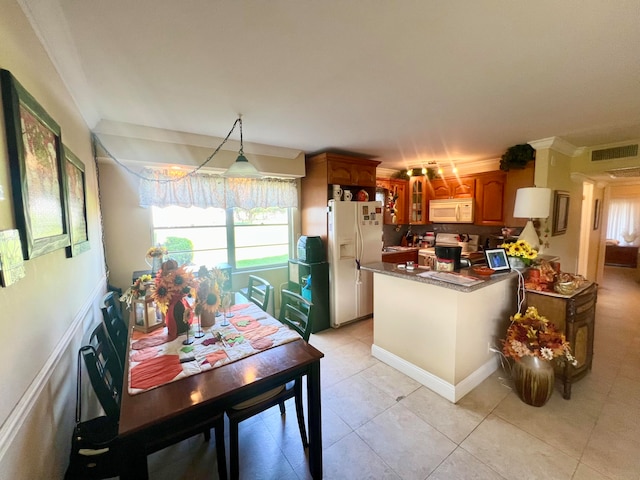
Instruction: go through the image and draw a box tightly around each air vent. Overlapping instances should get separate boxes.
[605,167,640,178]
[591,144,638,161]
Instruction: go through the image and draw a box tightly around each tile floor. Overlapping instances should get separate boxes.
[147,266,640,479]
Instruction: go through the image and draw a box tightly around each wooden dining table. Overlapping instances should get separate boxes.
[118,305,324,479]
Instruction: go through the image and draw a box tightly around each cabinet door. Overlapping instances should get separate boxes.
[452,177,475,198]
[428,179,451,199]
[376,178,391,190]
[409,177,427,224]
[353,165,377,187]
[327,160,353,185]
[390,179,408,225]
[475,171,506,225]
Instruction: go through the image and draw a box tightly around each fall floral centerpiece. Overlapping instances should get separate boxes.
[194,266,228,326]
[146,245,168,258]
[152,259,198,339]
[499,239,538,267]
[503,306,576,365]
[120,274,153,309]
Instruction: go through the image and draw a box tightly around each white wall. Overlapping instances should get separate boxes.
[0,1,106,477]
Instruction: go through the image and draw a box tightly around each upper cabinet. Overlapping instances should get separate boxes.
[377,177,409,225]
[301,152,381,247]
[475,171,507,225]
[427,177,475,199]
[409,176,428,224]
[324,155,378,187]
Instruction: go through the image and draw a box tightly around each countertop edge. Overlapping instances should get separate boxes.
[361,262,518,292]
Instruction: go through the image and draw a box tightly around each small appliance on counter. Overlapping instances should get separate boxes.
[418,233,483,269]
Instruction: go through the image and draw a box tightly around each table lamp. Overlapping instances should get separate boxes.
[513,187,551,250]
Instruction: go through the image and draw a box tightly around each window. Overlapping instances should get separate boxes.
[606,198,640,245]
[151,206,290,270]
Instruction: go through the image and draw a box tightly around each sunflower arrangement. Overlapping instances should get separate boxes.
[146,245,168,258]
[498,239,538,266]
[194,266,228,316]
[503,306,577,365]
[120,274,153,309]
[151,259,198,314]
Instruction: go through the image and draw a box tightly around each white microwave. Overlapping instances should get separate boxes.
[429,198,474,223]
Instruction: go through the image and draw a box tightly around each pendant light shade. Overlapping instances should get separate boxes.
[222,115,262,178]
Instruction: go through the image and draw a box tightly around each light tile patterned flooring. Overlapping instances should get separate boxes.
[147,266,640,479]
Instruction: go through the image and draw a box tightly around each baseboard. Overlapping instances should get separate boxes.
[371,344,499,403]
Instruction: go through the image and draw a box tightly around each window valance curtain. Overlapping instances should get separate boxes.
[138,168,298,209]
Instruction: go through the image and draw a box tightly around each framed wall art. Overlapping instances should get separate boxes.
[593,199,601,231]
[63,146,90,257]
[552,190,570,236]
[1,69,69,259]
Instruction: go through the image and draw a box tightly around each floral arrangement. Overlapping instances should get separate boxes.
[151,259,198,314]
[194,266,228,316]
[499,239,538,266]
[146,245,168,258]
[503,306,577,365]
[120,274,153,308]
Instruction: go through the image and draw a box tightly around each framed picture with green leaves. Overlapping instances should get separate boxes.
[1,69,70,259]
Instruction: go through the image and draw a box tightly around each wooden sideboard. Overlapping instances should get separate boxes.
[525,282,597,400]
[604,245,638,268]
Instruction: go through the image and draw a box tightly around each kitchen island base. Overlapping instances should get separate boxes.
[367,265,518,403]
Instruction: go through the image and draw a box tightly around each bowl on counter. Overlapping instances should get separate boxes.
[554,281,577,295]
[470,266,495,277]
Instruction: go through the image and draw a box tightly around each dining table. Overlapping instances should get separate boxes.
[118,296,324,479]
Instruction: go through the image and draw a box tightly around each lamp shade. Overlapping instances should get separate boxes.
[513,187,551,219]
[222,154,261,178]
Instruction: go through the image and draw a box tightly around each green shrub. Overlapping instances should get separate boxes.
[165,236,194,266]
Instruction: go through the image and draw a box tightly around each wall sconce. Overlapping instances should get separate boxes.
[513,187,551,250]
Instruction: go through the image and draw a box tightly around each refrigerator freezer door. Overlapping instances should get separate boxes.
[328,200,382,327]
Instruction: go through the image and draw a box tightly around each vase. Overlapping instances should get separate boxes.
[165,296,189,340]
[512,355,555,407]
[508,256,526,270]
[200,309,216,327]
[145,256,163,275]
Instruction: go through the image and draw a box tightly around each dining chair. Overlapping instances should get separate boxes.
[100,291,129,367]
[226,289,313,479]
[243,275,274,313]
[66,323,228,479]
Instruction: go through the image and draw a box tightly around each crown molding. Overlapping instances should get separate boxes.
[529,137,580,157]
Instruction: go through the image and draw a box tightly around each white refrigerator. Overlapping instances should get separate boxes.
[327,199,383,328]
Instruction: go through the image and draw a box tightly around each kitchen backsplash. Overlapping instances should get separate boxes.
[382,223,523,249]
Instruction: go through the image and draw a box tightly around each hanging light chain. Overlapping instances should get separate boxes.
[91,116,242,183]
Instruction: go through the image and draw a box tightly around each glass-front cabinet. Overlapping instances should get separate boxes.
[409,176,427,224]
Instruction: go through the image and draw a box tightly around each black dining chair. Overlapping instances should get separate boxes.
[242,275,274,313]
[226,289,314,479]
[66,322,228,479]
[100,291,129,367]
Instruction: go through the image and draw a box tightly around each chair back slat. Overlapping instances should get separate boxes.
[279,289,313,341]
[100,291,128,366]
[247,275,273,312]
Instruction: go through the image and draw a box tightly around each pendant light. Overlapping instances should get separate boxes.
[222,115,262,178]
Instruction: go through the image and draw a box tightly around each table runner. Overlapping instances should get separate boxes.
[127,302,301,395]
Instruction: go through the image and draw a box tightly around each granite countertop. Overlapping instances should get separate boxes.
[361,261,518,292]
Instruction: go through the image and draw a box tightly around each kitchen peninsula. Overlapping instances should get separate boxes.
[361,262,518,402]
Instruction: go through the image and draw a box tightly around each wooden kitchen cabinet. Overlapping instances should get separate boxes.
[427,176,475,199]
[389,179,408,225]
[504,163,535,227]
[525,282,597,399]
[409,176,427,224]
[301,152,381,251]
[475,171,507,226]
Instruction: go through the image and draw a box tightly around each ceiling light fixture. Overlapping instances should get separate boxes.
[222,114,262,178]
[421,167,427,174]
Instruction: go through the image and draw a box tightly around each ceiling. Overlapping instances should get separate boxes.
[20,0,640,174]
